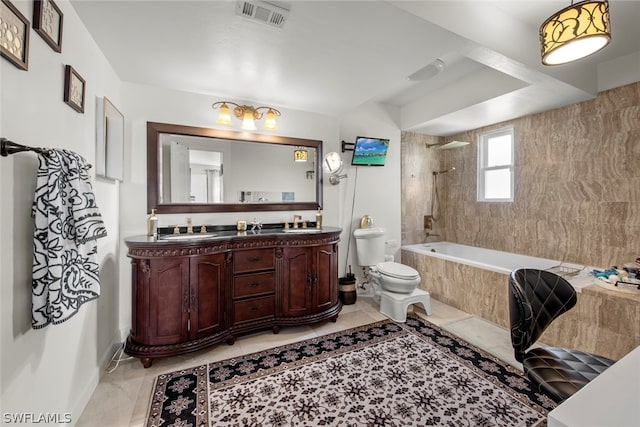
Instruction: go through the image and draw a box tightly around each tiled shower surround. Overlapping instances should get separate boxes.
[401,82,640,360]
[402,82,639,267]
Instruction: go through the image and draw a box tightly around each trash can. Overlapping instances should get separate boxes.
[338,275,357,305]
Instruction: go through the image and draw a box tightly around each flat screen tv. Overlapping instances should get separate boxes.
[351,136,389,166]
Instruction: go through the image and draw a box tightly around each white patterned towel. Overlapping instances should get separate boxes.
[31,149,107,329]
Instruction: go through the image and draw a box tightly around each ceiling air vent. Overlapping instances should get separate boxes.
[236,0,289,28]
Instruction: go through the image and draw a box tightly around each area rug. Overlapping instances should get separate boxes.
[146,315,556,426]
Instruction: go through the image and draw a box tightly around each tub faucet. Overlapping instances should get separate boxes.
[425,231,440,240]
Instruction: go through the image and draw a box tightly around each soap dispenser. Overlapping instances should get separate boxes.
[315,208,323,229]
[147,209,158,237]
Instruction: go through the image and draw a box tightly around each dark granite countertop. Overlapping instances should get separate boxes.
[125,225,343,245]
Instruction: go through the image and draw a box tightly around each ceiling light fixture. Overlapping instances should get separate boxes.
[212,102,281,131]
[539,0,611,66]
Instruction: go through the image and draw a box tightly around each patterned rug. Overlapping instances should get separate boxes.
[146,316,556,426]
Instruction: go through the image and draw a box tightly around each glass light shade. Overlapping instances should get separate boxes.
[216,103,233,126]
[263,109,278,130]
[540,0,611,65]
[240,108,257,131]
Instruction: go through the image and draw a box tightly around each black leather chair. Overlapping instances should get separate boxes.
[508,268,615,403]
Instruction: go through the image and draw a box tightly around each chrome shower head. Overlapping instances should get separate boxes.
[433,167,456,176]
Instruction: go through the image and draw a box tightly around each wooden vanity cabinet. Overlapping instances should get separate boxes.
[281,244,338,317]
[125,229,342,367]
[127,252,228,367]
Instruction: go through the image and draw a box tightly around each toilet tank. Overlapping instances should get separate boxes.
[353,227,386,266]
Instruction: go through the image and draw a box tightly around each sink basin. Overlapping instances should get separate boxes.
[160,233,217,241]
[282,228,323,234]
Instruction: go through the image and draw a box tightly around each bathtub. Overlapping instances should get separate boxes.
[400,242,638,360]
[402,242,594,290]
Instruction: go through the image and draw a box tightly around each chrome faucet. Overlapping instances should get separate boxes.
[187,218,193,234]
[293,215,302,229]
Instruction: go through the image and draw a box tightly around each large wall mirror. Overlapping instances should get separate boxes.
[147,122,323,213]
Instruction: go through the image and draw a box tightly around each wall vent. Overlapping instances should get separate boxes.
[236,1,289,28]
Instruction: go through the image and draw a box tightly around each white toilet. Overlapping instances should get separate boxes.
[353,227,432,322]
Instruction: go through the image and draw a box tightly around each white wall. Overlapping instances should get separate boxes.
[0,1,122,424]
[338,102,402,282]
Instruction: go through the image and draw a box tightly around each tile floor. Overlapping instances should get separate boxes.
[75,296,521,426]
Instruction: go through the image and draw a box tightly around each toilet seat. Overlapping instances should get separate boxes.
[376,261,420,280]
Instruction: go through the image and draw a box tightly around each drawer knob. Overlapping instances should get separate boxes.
[247,256,262,262]
[247,282,260,287]
[248,306,260,313]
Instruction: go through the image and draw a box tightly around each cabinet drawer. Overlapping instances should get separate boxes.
[234,249,275,273]
[233,296,275,323]
[234,272,275,299]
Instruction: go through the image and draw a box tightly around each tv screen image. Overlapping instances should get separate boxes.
[351,136,389,166]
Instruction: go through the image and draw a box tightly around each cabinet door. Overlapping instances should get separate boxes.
[281,247,313,316]
[314,244,338,312]
[148,257,190,345]
[190,253,226,339]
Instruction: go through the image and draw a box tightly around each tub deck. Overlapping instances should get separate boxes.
[402,243,640,361]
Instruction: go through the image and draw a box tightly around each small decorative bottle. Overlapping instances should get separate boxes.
[147,209,158,237]
[315,208,323,229]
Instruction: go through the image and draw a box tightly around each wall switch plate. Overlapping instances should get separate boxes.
[424,215,433,230]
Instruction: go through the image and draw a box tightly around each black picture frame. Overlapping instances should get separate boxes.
[33,0,63,53]
[64,65,86,113]
[0,0,30,70]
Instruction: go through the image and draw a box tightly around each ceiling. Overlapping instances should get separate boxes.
[71,1,640,136]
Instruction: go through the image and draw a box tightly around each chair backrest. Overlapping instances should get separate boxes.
[508,269,577,362]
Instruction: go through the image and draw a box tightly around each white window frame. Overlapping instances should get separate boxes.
[477,127,514,202]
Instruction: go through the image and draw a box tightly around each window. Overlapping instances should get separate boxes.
[477,127,514,202]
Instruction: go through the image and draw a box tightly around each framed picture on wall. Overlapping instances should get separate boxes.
[0,0,30,70]
[96,97,124,181]
[33,0,63,53]
[64,64,85,113]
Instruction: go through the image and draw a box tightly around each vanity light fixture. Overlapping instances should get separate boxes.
[212,101,281,131]
[540,0,611,66]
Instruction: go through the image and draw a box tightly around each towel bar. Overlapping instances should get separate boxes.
[1,137,46,156]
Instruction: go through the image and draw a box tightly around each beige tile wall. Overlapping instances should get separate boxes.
[401,82,640,268]
[400,132,440,244]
